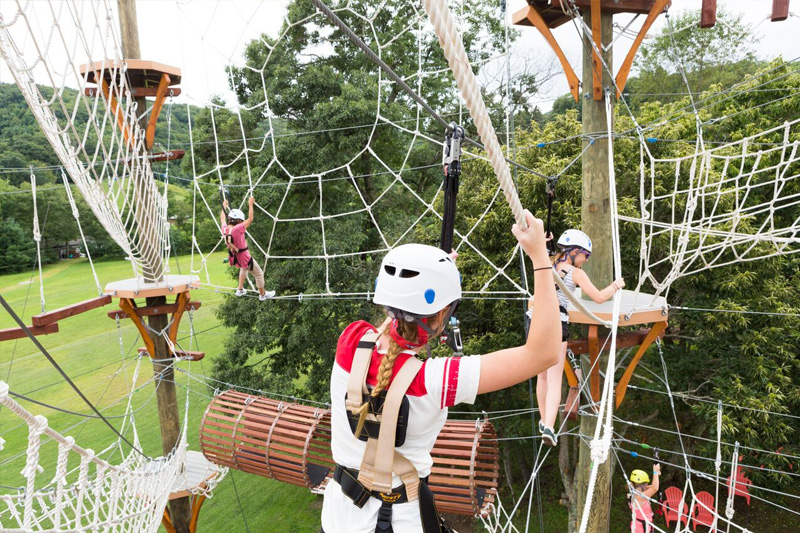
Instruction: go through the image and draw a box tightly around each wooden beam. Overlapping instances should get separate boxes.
[119,298,156,357]
[772,0,790,22]
[99,76,134,149]
[590,0,603,100]
[169,292,191,343]
[0,323,59,342]
[588,325,600,402]
[85,86,181,98]
[108,301,201,320]
[615,0,671,96]
[615,321,668,408]
[700,0,717,28]
[512,5,580,102]
[137,347,204,361]
[31,295,112,327]
[146,73,171,149]
[566,327,665,356]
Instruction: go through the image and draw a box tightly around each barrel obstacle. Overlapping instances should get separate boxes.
[199,390,498,517]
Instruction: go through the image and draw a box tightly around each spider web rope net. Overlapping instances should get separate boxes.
[0,0,169,284]
[176,0,539,305]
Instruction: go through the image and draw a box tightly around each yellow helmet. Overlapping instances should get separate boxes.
[630,469,650,484]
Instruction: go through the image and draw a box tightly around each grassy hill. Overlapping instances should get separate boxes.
[0,254,321,532]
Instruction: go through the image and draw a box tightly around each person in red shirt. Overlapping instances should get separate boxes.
[221,196,274,301]
[321,209,561,533]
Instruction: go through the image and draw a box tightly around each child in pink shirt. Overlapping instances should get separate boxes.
[221,196,274,301]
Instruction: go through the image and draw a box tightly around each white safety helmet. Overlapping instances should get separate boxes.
[557,229,592,253]
[373,244,461,318]
[228,209,245,222]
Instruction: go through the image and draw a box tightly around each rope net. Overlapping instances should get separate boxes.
[0,0,169,283]
[0,381,185,533]
[628,119,800,300]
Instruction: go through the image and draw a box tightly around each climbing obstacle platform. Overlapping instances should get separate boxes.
[199,391,499,517]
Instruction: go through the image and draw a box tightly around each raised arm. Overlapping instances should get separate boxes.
[477,210,561,395]
[243,196,255,229]
[220,199,229,227]
[571,268,624,304]
[643,464,660,498]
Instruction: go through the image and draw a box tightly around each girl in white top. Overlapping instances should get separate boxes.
[536,229,624,446]
[321,210,562,533]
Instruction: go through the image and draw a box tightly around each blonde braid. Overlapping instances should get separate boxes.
[353,320,419,438]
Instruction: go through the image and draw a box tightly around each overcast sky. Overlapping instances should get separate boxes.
[1,0,798,111]
[120,0,800,110]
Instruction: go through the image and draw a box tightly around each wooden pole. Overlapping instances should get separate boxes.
[117,0,164,283]
[147,296,193,533]
[576,7,614,533]
[117,2,189,531]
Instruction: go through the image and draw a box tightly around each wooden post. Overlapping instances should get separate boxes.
[147,295,193,533]
[117,0,164,283]
[117,1,188,530]
[576,6,614,533]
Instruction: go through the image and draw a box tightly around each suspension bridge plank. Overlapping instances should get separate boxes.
[31,295,112,327]
[0,323,59,342]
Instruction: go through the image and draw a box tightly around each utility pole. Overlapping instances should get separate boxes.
[116,1,192,531]
[576,7,614,533]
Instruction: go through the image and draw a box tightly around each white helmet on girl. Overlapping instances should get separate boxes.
[373,244,461,318]
[228,209,245,222]
[557,229,592,253]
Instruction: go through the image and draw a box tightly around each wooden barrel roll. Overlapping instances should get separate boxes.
[200,391,499,516]
[199,391,334,490]
[428,418,498,517]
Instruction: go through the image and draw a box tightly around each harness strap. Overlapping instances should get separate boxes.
[358,357,423,496]
[346,333,379,414]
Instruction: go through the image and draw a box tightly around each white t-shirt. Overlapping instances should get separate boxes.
[321,321,481,533]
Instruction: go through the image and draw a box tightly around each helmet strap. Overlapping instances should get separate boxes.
[388,318,429,350]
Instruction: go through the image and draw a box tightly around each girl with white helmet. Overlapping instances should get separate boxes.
[535,229,624,446]
[321,210,561,533]
[628,464,660,533]
[221,196,274,301]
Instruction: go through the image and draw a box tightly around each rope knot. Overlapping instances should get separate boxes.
[589,437,608,464]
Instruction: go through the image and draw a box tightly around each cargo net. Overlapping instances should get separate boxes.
[175,0,538,302]
[625,119,800,301]
[0,0,170,283]
[0,382,186,533]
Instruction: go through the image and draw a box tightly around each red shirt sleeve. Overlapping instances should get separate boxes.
[335,321,377,372]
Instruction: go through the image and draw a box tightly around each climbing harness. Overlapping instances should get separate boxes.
[338,332,452,533]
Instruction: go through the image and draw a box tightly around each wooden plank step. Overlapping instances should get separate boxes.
[31,295,112,327]
[109,301,201,319]
[137,347,204,361]
[0,323,59,342]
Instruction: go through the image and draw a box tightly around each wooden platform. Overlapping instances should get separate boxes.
[567,288,668,326]
[104,275,199,299]
[169,451,223,500]
[513,0,664,30]
[80,59,182,97]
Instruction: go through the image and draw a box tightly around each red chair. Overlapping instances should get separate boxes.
[726,472,752,505]
[663,486,689,528]
[692,491,716,532]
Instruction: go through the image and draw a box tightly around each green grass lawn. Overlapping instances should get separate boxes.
[0,254,320,532]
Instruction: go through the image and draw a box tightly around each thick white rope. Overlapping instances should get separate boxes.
[422,0,610,326]
[61,168,103,295]
[30,170,46,313]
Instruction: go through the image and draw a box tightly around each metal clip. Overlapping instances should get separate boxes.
[442,122,465,179]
